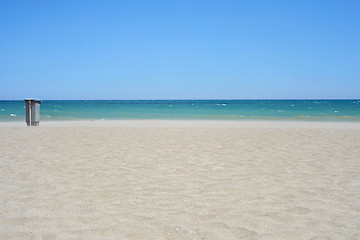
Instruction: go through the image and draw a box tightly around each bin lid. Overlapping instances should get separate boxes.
[24,98,42,103]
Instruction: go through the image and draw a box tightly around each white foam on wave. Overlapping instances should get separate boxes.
[10,114,16,117]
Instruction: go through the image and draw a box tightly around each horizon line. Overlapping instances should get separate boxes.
[1,98,360,101]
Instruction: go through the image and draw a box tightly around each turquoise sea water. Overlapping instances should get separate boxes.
[1,100,360,122]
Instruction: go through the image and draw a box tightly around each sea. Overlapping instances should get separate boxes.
[1,100,360,122]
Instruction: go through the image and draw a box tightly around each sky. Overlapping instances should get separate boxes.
[0,0,359,100]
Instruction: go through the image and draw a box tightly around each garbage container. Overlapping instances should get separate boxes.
[24,98,42,126]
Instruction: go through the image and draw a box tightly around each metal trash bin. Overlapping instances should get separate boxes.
[24,98,42,126]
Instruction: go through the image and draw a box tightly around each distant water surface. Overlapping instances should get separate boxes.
[1,100,360,122]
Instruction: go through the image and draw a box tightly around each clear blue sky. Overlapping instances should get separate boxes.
[0,0,359,100]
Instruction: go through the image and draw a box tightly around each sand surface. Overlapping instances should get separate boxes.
[0,120,360,239]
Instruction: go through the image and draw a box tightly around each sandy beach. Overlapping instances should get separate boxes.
[0,120,359,240]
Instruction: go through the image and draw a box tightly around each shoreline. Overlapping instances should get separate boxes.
[1,119,360,129]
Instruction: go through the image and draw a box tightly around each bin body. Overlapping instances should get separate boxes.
[24,98,42,126]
